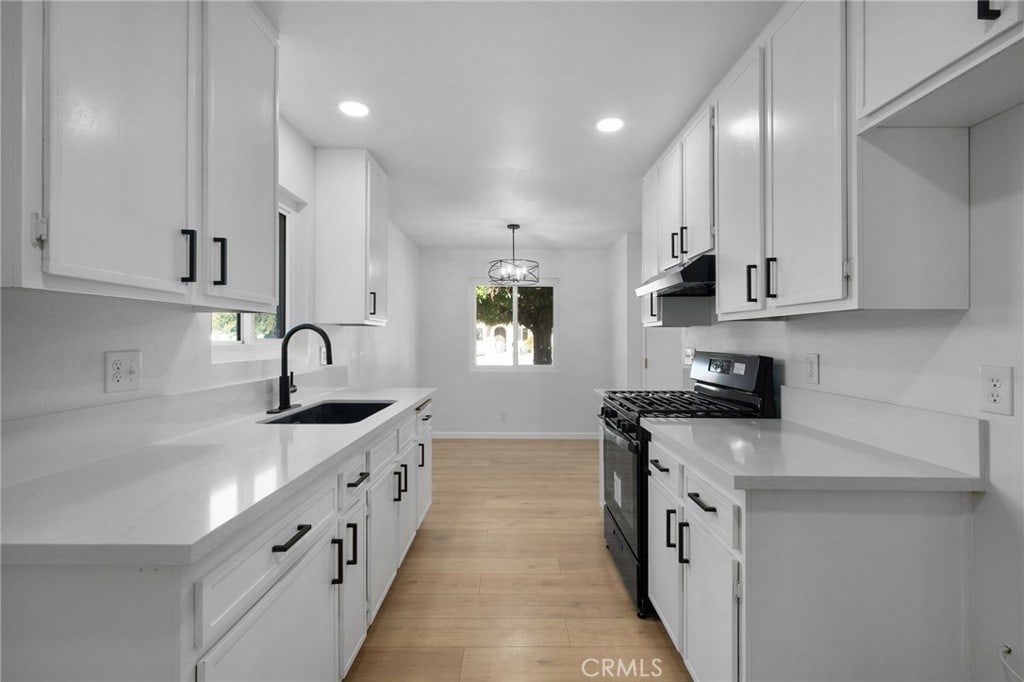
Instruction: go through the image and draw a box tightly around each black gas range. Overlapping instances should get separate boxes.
[600,351,775,617]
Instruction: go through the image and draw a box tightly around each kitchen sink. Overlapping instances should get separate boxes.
[263,400,395,424]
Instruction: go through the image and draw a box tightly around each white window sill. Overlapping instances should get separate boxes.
[211,340,283,365]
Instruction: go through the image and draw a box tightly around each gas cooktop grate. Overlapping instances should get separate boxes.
[605,390,760,419]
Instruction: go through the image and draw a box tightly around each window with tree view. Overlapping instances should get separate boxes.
[475,284,554,367]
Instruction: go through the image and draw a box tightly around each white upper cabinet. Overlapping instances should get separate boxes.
[857,0,1022,122]
[681,108,715,260]
[42,2,192,298]
[657,143,684,272]
[5,2,279,312]
[766,0,846,309]
[202,2,278,308]
[640,166,660,283]
[715,50,765,316]
[314,149,390,326]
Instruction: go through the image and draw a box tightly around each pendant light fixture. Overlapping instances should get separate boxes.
[488,224,540,286]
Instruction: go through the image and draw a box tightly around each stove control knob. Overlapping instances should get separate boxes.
[617,420,637,436]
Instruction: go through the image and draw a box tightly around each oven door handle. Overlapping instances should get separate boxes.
[602,422,639,453]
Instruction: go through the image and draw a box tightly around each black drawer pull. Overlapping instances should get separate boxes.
[369,291,377,316]
[678,521,690,564]
[680,226,688,255]
[346,522,358,566]
[273,524,312,553]
[650,459,670,473]
[978,0,1001,19]
[347,471,369,488]
[180,229,197,283]
[688,492,717,513]
[421,414,433,422]
[400,463,409,493]
[331,538,344,584]
[765,257,777,299]
[393,471,403,502]
[213,237,227,285]
[666,509,677,548]
[746,264,757,302]
[419,443,426,467]
[670,231,679,259]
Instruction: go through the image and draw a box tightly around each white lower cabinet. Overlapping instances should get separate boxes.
[646,476,683,652]
[367,461,400,621]
[681,519,739,682]
[339,499,367,678]
[197,529,338,682]
[417,424,433,526]
[397,441,419,562]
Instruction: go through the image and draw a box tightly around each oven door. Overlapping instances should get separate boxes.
[602,421,641,554]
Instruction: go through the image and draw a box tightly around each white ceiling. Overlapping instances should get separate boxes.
[260,1,783,249]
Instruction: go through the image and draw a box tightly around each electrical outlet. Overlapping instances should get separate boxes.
[320,346,328,365]
[980,365,1013,415]
[684,347,696,366]
[804,353,820,385]
[104,350,141,393]
[498,411,508,423]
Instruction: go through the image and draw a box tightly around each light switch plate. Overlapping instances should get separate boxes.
[104,350,141,393]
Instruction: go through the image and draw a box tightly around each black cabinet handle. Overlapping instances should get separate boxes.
[421,414,433,422]
[649,293,657,318]
[678,521,690,564]
[346,522,358,566]
[688,492,718,513]
[369,291,377,316]
[670,232,679,259]
[746,264,757,302]
[419,443,426,467]
[666,509,677,548]
[650,459,670,473]
[400,463,409,493]
[331,538,344,584]
[393,471,403,501]
[213,237,227,285]
[680,226,688,255]
[347,471,369,488]
[272,524,312,553]
[180,229,197,283]
[765,257,777,299]
[978,0,1001,19]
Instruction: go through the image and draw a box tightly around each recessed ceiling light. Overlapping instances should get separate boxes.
[596,117,624,133]
[338,100,370,118]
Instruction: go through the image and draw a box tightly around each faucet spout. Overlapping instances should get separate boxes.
[268,323,334,414]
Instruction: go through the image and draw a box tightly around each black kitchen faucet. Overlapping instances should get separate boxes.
[267,323,333,414]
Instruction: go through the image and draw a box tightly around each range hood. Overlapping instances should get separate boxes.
[635,253,715,298]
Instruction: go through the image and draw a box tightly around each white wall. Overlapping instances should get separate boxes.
[607,232,644,389]
[646,105,1024,681]
[417,247,612,436]
[0,118,419,422]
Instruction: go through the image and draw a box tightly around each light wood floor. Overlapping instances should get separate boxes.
[345,439,691,682]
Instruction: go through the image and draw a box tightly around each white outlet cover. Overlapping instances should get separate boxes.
[684,347,696,366]
[105,350,141,393]
[980,365,1013,416]
[804,353,820,385]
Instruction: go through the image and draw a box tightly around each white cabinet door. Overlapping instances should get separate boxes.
[647,477,683,652]
[641,293,659,326]
[657,143,684,271]
[715,50,765,315]
[768,0,845,308]
[197,534,337,682]
[366,156,389,324]
[339,501,367,678]
[683,520,739,682]
[681,108,714,260]
[367,466,399,621]
[416,425,433,526]
[397,442,418,562]
[640,166,660,281]
[860,0,1022,116]
[203,2,278,309]
[43,2,192,297]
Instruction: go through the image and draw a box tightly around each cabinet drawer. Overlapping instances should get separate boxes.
[648,441,683,497]
[339,452,370,511]
[368,430,398,477]
[416,400,433,436]
[194,482,336,649]
[397,414,417,450]
[684,471,740,551]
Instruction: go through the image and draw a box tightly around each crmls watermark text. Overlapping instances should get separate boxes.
[580,658,663,678]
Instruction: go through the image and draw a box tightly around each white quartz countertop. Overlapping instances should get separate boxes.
[2,387,435,566]
[642,417,985,493]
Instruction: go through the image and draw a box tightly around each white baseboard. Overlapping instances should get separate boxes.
[433,431,598,440]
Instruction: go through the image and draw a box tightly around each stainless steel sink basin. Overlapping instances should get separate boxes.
[263,400,395,424]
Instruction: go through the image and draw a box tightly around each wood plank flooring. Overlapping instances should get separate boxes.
[345,439,691,682]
